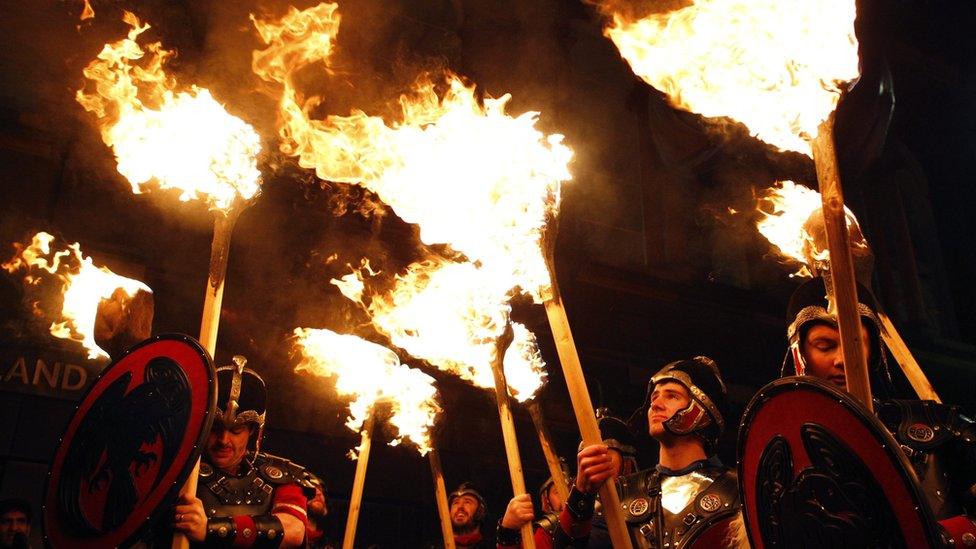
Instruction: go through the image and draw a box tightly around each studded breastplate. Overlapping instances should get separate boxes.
[196,453,308,519]
[617,465,740,549]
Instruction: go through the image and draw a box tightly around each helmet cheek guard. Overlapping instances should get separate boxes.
[663,399,713,438]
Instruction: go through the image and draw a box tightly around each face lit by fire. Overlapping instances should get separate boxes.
[206,422,253,473]
[648,381,691,439]
[450,495,481,532]
[800,321,873,390]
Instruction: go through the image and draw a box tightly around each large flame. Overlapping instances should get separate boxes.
[254,3,561,402]
[332,259,547,402]
[76,12,262,211]
[756,181,865,275]
[2,232,152,359]
[252,4,571,301]
[293,327,441,455]
[603,0,859,156]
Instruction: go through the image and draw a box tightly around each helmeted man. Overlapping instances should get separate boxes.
[784,277,976,546]
[173,356,315,548]
[448,482,491,549]
[557,356,743,548]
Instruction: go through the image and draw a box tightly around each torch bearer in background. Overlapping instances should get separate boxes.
[756,181,942,402]
[76,12,263,547]
[293,328,443,549]
[602,0,871,408]
[2,231,153,360]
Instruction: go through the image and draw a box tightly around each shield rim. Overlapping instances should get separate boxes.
[41,333,217,548]
[735,376,940,549]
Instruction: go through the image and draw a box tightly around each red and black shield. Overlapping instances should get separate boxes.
[43,334,216,548]
[737,377,940,548]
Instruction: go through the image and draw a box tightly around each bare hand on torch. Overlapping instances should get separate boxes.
[574,444,615,495]
[501,494,535,530]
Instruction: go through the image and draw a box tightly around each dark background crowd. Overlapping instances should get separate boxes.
[1,0,975,546]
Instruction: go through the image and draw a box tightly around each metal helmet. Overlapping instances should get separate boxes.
[448,482,486,524]
[215,356,267,453]
[537,459,571,508]
[634,356,727,451]
[782,277,894,394]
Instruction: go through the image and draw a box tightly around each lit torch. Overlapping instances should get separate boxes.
[251,4,630,542]
[602,0,871,408]
[76,13,263,546]
[756,182,940,402]
[3,231,153,360]
[293,328,442,549]
[76,10,263,357]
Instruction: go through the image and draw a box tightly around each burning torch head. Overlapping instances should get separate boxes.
[782,277,894,392]
[631,356,727,453]
[215,356,267,453]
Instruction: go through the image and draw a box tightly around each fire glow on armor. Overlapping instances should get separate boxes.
[76,11,262,211]
[602,0,859,157]
[253,3,570,401]
[2,232,152,359]
[293,328,440,456]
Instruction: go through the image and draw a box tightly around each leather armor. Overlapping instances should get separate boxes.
[617,464,740,549]
[877,399,976,521]
[534,511,559,537]
[197,452,315,519]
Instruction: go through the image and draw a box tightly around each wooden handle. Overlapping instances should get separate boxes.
[173,211,240,549]
[428,448,456,549]
[342,415,375,549]
[490,327,536,549]
[812,116,873,411]
[877,312,941,402]
[527,400,570,504]
[543,298,633,548]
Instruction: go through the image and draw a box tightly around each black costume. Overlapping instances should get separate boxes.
[784,278,976,546]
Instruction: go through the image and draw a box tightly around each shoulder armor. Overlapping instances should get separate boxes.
[616,469,659,524]
[878,399,958,450]
[253,453,303,484]
[533,512,559,535]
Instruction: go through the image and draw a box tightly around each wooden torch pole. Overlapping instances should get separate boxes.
[173,207,242,549]
[877,312,941,402]
[543,299,633,547]
[526,400,570,504]
[428,447,456,549]
[343,413,376,549]
[811,114,873,410]
[490,325,536,549]
[541,221,633,548]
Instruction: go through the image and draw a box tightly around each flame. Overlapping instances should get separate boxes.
[603,0,859,156]
[255,4,559,400]
[81,0,95,21]
[252,5,571,302]
[756,181,867,276]
[3,232,152,359]
[756,181,823,273]
[76,12,262,211]
[332,259,547,402]
[293,327,440,455]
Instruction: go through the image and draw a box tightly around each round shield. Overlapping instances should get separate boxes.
[737,377,940,549]
[43,334,216,548]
